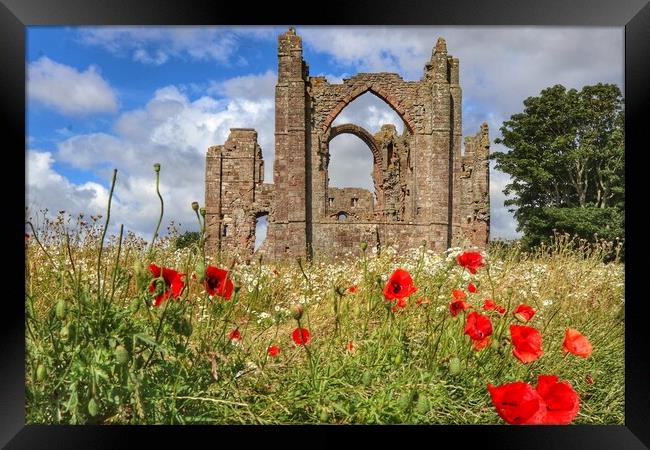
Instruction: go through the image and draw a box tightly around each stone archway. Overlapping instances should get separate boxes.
[325,123,385,216]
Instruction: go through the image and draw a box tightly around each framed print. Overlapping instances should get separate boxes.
[7,0,650,447]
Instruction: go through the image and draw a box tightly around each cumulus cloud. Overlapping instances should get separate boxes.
[34,74,276,237]
[26,150,114,220]
[76,26,282,66]
[27,57,119,115]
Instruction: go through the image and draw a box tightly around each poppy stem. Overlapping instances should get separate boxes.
[148,164,164,256]
[143,297,171,370]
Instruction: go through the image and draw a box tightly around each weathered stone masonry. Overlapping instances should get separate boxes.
[205,28,490,260]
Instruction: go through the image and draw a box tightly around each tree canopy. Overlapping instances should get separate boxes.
[491,83,624,250]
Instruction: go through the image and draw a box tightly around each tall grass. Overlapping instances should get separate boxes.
[24,171,624,425]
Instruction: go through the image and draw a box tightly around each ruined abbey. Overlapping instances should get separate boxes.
[205,28,490,260]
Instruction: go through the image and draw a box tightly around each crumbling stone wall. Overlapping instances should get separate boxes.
[205,28,490,260]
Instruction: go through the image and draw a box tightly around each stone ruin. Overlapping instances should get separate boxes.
[205,28,490,260]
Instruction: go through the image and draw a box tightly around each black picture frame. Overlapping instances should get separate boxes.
[7,0,649,448]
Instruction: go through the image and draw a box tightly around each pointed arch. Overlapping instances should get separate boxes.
[321,85,416,135]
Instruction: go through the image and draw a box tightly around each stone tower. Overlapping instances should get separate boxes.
[205,28,490,260]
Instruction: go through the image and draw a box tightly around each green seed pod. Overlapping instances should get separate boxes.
[36,364,46,382]
[393,353,403,365]
[416,394,430,415]
[191,201,200,212]
[319,408,329,423]
[195,260,206,283]
[87,398,99,417]
[398,393,411,411]
[361,371,372,386]
[153,163,161,173]
[174,317,193,337]
[449,356,461,375]
[55,299,67,320]
[360,242,368,251]
[60,325,70,343]
[115,345,130,365]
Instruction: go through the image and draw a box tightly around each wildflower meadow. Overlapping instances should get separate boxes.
[25,166,625,425]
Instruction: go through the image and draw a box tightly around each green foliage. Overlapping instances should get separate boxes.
[175,231,201,250]
[491,83,624,253]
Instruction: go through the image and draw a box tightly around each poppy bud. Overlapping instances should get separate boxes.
[115,345,130,365]
[319,408,330,423]
[87,398,99,417]
[195,260,206,283]
[36,364,46,382]
[293,304,303,321]
[448,356,461,375]
[153,163,161,173]
[398,392,413,411]
[335,286,346,296]
[60,325,71,343]
[55,299,67,320]
[191,201,200,212]
[360,242,368,251]
[416,394,430,415]
[361,370,372,386]
[199,207,206,217]
[393,353,403,364]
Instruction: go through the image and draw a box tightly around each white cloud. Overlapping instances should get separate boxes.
[27,57,119,115]
[26,150,114,219]
[76,26,278,66]
[31,73,276,238]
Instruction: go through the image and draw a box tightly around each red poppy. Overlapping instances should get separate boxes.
[383,268,418,301]
[229,329,241,341]
[535,375,580,424]
[450,299,472,317]
[585,374,594,385]
[25,233,30,242]
[416,297,429,306]
[292,327,311,345]
[483,298,506,315]
[204,266,234,300]
[267,345,280,357]
[468,282,478,293]
[510,324,543,363]
[513,304,536,322]
[148,264,186,307]
[347,285,359,293]
[562,328,592,358]
[464,312,493,343]
[272,269,280,277]
[472,336,491,351]
[487,381,546,425]
[392,297,408,312]
[452,289,467,301]
[456,251,485,274]
[346,341,354,352]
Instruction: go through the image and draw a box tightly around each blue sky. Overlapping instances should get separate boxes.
[26,26,624,246]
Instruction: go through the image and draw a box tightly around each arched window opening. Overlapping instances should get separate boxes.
[338,212,348,222]
[254,213,269,251]
[328,133,374,191]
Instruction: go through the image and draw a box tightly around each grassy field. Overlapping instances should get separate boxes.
[25,209,624,425]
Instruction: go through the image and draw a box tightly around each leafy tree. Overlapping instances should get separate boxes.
[491,83,624,250]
